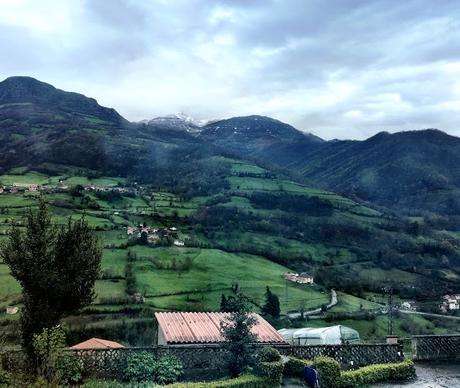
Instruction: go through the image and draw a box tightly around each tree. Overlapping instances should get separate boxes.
[0,198,102,356]
[261,286,280,319]
[138,230,148,245]
[220,294,228,312]
[219,293,258,377]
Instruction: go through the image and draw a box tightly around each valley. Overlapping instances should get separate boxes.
[0,77,459,348]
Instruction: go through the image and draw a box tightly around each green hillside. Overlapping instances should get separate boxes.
[1,77,459,346]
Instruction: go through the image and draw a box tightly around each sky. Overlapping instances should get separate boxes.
[1,0,460,140]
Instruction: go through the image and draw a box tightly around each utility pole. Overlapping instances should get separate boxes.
[285,278,289,301]
[385,286,394,335]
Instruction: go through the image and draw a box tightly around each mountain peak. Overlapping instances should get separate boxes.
[141,112,209,133]
[201,115,323,142]
[0,76,125,124]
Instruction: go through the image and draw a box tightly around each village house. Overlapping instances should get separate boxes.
[70,338,124,350]
[401,301,417,311]
[127,226,137,236]
[5,306,18,315]
[154,312,286,346]
[13,183,39,192]
[173,239,185,247]
[441,294,460,312]
[127,224,178,243]
[284,272,314,285]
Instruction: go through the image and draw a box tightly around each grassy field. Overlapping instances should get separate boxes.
[132,247,329,312]
[0,167,455,345]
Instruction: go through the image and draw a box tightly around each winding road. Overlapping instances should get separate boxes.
[287,289,337,319]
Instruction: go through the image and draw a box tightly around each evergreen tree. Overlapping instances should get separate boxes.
[262,286,281,319]
[219,293,258,377]
[220,294,228,312]
[0,198,102,356]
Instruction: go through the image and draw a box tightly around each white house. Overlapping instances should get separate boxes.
[284,272,314,285]
[441,294,460,311]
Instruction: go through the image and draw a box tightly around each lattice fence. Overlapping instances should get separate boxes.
[277,344,404,369]
[412,334,460,361]
[1,342,405,379]
[63,343,404,378]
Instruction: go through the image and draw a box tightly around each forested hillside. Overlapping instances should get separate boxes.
[1,76,460,345]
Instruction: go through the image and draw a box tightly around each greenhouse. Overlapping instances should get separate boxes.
[278,325,360,345]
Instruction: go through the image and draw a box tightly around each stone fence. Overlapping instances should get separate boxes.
[1,343,405,380]
[64,343,404,379]
[412,334,460,361]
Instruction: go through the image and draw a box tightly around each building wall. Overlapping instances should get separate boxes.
[158,326,167,346]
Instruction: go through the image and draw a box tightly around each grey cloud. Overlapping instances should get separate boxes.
[0,0,459,139]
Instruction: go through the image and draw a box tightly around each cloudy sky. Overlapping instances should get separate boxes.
[1,0,460,139]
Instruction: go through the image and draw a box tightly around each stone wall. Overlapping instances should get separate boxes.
[65,342,404,379]
[412,334,460,361]
[68,345,230,380]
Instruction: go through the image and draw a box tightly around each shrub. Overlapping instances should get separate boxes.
[312,356,341,388]
[256,347,280,362]
[340,359,416,387]
[55,353,84,385]
[154,356,183,385]
[123,352,156,382]
[0,369,11,385]
[82,380,155,387]
[167,374,278,387]
[254,361,283,383]
[123,353,183,384]
[283,356,311,377]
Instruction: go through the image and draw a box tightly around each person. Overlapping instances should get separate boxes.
[303,365,320,387]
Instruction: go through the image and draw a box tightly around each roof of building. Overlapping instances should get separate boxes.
[70,338,125,349]
[155,312,286,344]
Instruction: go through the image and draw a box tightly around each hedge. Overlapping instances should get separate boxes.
[253,347,283,384]
[255,347,281,363]
[283,356,311,377]
[340,359,416,387]
[167,374,278,387]
[254,361,284,383]
[312,357,341,388]
[283,356,415,388]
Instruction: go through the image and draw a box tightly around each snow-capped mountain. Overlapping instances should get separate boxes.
[140,113,209,133]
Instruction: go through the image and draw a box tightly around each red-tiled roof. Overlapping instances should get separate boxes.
[155,312,286,344]
[70,338,124,349]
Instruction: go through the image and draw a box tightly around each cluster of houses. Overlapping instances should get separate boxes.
[84,185,132,194]
[440,294,460,312]
[284,272,314,285]
[0,183,40,194]
[127,224,185,246]
[0,181,135,195]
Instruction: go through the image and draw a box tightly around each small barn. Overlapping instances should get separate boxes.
[70,338,124,350]
[278,325,360,345]
[155,312,286,346]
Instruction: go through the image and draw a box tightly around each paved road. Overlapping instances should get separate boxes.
[375,362,460,387]
[398,309,460,320]
[287,289,337,319]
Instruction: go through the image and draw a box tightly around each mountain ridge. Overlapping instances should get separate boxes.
[0,76,126,124]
